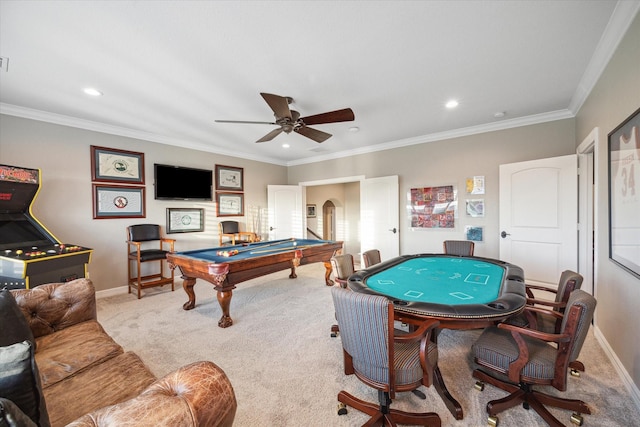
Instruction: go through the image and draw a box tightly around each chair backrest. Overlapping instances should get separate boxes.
[330,254,355,280]
[331,286,393,385]
[128,224,162,242]
[560,289,596,363]
[220,221,240,234]
[443,240,474,256]
[362,249,381,268]
[555,270,584,307]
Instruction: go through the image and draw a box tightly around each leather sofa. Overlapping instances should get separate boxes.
[1,279,236,427]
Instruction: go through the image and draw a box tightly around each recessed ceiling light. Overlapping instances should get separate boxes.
[445,100,459,109]
[494,111,506,118]
[83,88,102,96]
[349,126,360,132]
[282,143,290,148]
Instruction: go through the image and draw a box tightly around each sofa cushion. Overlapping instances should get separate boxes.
[43,351,156,427]
[34,320,123,389]
[0,397,37,427]
[0,290,50,427]
[0,341,50,427]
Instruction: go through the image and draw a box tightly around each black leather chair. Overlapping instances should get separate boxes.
[218,221,255,246]
[127,224,175,299]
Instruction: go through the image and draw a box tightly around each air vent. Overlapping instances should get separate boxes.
[0,57,8,72]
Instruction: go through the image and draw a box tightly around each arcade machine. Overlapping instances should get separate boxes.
[0,164,93,289]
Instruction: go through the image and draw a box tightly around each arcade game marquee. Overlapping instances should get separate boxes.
[0,164,93,289]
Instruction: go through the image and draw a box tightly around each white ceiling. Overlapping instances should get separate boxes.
[1,1,638,166]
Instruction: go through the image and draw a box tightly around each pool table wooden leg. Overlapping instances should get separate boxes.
[216,289,233,328]
[182,277,197,310]
[323,261,334,286]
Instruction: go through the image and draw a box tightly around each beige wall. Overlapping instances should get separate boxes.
[575,13,640,390]
[288,119,576,258]
[0,115,288,292]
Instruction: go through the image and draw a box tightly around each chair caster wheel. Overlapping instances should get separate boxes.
[411,389,426,399]
[330,332,337,338]
[570,369,581,377]
[488,415,499,426]
[570,413,584,426]
[474,381,485,391]
[337,403,347,416]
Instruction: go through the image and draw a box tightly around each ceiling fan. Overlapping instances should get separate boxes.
[215,93,355,143]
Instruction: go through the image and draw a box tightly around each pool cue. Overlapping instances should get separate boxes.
[217,238,296,256]
[250,244,316,254]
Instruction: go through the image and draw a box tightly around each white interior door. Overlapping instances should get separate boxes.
[499,155,578,287]
[361,175,400,261]
[267,185,304,240]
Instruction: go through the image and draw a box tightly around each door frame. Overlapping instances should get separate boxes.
[577,127,599,298]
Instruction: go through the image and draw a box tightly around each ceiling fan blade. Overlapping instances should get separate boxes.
[256,127,284,143]
[260,93,292,119]
[295,126,332,143]
[215,119,276,125]
[301,108,355,126]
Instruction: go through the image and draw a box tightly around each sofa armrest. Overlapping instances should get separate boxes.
[67,361,237,427]
[10,279,97,339]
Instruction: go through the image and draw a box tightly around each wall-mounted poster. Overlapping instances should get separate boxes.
[608,107,640,278]
[409,185,456,228]
[466,226,484,242]
[466,199,485,217]
[466,176,485,194]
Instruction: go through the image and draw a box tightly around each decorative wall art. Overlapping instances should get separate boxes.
[215,165,244,191]
[306,204,317,218]
[465,226,484,242]
[93,184,145,219]
[90,146,145,184]
[166,208,205,233]
[466,199,485,217]
[216,192,244,216]
[608,106,640,278]
[409,185,457,229]
[466,176,485,194]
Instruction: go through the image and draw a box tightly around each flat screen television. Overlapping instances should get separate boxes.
[154,164,213,200]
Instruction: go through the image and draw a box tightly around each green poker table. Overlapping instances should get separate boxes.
[347,253,527,420]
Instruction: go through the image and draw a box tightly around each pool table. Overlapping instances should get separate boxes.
[347,253,526,420]
[167,238,343,328]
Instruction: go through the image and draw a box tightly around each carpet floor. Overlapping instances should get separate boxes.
[97,263,639,426]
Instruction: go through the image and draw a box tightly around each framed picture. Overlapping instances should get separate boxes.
[608,106,640,279]
[216,192,244,216]
[215,164,244,191]
[465,226,484,242]
[166,208,204,233]
[90,145,145,184]
[93,184,145,219]
[306,204,317,218]
[466,199,485,217]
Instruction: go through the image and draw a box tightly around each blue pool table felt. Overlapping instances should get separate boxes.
[364,257,505,305]
[178,238,332,262]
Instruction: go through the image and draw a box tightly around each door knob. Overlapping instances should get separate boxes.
[389,228,397,234]
[270,226,275,231]
[500,231,510,238]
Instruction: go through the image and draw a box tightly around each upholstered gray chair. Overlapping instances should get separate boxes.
[362,249,381,267]
[127,224,175,299]
[472,289,596,427]
[443,240,474,256]
[331,287,441,426]
[510,270,585,376]
[329,254,356,338]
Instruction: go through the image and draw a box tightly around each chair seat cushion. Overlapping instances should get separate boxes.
[472,326,557,380]
[133,250,169,262]
[393,341,438,386]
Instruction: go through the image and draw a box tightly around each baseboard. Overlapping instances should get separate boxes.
[96,285,129,299]
[594,325,640,411]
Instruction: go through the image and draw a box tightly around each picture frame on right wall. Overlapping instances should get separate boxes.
[608,106,640,279]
